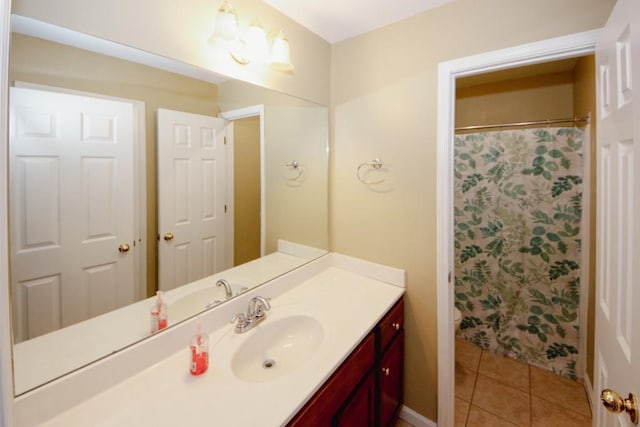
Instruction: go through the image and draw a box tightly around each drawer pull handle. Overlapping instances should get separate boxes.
[392,322,400,330]
[382,367,390,376]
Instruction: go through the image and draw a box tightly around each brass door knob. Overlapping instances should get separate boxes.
[381,367,390,376]
[392,322,401,330]
[163,232,174,241]
[118,243,130,253]
[601,389,638,424]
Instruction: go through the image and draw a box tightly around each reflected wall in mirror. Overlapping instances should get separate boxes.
[8,18,328,395]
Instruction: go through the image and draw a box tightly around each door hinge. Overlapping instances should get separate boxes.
[224,204,227,213]
[224,136,227,145]
[448,272,452,283]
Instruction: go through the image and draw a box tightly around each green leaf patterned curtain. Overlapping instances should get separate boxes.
[454,127,584,379]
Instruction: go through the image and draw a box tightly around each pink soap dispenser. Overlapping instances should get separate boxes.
[150,290,168,333]
[190,316,209,376]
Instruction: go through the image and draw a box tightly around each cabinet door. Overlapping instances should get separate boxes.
[379,330,404,427]
[335,372,375,427]
[288,334,375,427]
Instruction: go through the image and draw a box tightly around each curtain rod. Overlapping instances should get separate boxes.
[455,116,590,132]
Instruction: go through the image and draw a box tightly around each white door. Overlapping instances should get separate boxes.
[9,87,135,342]
[157,109,229,291]
[594,0,640,425]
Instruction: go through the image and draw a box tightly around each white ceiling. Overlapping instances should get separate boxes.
[263,0,456,44]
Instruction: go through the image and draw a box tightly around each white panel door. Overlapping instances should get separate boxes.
[594,0,640,425]
[9,87,135,342]
[157,109,228,291]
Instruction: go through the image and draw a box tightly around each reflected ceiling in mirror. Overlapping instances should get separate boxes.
[8,15,328,395]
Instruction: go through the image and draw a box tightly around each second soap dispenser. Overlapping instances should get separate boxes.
[190,316,209,376]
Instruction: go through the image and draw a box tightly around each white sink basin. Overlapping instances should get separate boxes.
[168,287,229,323]
[230,314,324,382]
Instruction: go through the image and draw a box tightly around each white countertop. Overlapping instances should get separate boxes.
[15,253,405,426]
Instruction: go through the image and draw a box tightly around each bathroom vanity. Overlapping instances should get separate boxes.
[288,298,404,426]
[14,253,405,426]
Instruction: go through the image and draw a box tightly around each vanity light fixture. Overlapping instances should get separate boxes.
[210,1,294,72]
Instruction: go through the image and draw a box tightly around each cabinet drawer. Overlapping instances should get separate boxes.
[378,299,404,352]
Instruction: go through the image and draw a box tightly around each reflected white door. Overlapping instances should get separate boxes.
[9,87,135,342]
[594,0,640,425]
[157,109,228,291]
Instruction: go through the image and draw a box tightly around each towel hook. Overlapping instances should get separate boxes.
[356,158,384,184]
[285,160,304,180]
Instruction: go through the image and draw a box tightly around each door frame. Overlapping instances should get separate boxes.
[219,105,266,258]
[0,1,13,425]
[436,29,600,426]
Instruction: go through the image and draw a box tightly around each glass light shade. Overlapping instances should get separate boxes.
[213,1,239,41]
[243,22,269,63]
[270,29,294,72]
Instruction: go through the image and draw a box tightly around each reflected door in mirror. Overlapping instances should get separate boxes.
[157,109,231,291]
[10,87,136,342]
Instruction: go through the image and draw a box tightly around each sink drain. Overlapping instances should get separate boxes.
[263,359,276,369]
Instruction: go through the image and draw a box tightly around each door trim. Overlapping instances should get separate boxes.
[0,0,13,424]
[220,105,266,258]
[436,29,600,426]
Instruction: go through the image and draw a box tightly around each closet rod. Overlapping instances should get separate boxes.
[455,116,590,132]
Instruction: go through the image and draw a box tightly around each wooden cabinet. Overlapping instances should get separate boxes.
[287,297,404,427]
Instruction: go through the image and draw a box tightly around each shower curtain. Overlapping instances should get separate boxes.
[454,126,585,379]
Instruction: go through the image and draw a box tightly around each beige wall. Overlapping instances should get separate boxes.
[219,79,330,253]
[330,0,615,420]
[12,0,331,106]
[9,34,220,297]
[455,71,574,127]
[263,104,329,252]
[233,116,261,266]
[573,55,597,386]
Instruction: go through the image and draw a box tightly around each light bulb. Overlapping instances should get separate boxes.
[243,22,269,63]
[212,1,238,42]
[270,29,294,72]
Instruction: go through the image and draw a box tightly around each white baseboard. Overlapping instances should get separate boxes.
[399,405,437,427]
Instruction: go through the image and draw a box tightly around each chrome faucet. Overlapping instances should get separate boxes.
[231,296,271,333]
[216,279,233,299]
[248,296,271,320]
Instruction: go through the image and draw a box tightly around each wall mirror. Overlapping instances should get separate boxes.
[7,15,329,396]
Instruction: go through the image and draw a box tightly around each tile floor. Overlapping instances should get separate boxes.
[455,339,592,426]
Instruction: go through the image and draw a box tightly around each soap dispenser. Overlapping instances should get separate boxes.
[150,290,168,333]
[190,316,209,376]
